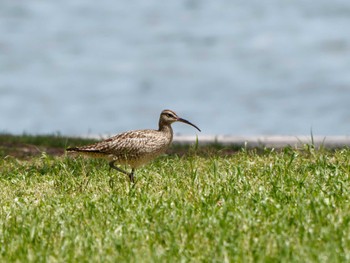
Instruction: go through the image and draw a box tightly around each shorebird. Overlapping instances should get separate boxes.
[66,109,200,183]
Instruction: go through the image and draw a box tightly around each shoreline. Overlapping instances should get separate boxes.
[1,134,349,159]
[173,135,350,149]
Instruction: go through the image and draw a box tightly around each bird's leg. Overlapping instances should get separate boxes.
[109,161,135,183]
[129,169,135,183]
[109,161,128,175]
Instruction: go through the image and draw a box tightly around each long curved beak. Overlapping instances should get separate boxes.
[177,118,201,132]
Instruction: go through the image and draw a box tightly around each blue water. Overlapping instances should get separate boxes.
[1,0,350,136]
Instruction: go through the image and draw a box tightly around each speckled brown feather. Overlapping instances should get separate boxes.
[66,109,200,181]
[67,129,172,168]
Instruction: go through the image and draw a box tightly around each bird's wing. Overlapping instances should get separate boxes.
[71,130,162,154]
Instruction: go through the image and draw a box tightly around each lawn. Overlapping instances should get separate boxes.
[1,135,350,262]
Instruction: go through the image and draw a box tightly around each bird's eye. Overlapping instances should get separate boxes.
[166,113,173,118]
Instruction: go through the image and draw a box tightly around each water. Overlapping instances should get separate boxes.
[1,0,350,136]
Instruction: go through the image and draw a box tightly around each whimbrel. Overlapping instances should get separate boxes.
[66,109,200,183]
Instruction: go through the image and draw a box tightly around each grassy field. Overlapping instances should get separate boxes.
[1,135,350,262]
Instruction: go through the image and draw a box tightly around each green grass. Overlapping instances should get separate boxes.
[1,141,350,262]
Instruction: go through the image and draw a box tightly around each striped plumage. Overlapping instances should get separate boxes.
[66,109,200,183]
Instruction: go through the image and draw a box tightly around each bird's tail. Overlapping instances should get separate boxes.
[66,146,106,158]
[66,147,79,152]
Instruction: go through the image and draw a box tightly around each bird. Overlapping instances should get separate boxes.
[66,109,201,183]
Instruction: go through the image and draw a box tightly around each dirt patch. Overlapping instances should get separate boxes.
[0,134,241,160]
[0,142,65,159]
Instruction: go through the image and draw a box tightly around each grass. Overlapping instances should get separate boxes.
[1,135,350,262]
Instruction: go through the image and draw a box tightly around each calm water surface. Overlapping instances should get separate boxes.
[1,0,350,136]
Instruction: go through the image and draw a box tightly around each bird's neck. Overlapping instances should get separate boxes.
[158,122,173,139]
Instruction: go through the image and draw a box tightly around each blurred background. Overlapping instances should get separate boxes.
[1,0,350,136]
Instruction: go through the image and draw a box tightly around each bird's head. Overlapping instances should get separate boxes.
[159,109,201,132]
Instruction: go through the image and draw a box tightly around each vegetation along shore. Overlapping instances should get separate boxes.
[1,134,350,262]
